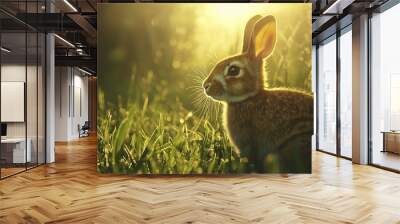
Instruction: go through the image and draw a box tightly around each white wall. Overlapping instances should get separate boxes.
[55,67,70,141]
[1,65,26,138]
[1,82,25,122]
[71,73,89,138]
[1,65,42,138]
[55,67,89,141]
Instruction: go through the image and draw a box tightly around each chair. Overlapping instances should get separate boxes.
[79,121,90,138]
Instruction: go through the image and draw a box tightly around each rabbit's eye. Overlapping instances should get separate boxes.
[227,65,241,77]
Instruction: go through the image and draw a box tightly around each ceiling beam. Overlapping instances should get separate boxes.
[11,13,82,32]
[323,0,356,14]
[67,13,97,39]
[55,55,96,73]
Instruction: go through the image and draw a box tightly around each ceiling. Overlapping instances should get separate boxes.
[0,0,391,75]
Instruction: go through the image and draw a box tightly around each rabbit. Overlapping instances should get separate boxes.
[202,15,313,173]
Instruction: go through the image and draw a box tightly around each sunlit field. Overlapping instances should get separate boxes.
[97,3,311,174]
[97,89,244,174]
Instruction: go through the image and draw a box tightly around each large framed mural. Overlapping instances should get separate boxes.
[97,3,313,174]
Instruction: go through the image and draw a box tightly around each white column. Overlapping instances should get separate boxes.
[46,32,55,163]
[352,14,369,164]
[45,1,56,163]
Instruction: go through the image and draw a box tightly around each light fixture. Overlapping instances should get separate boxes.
[76,48,87,56]
[54,34,75,48]
[322,0,355,15]
[63,0,78,12]
[1,47,11,53]
[78,67,93,76]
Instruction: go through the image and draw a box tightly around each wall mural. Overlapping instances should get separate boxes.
[97,3,313,174]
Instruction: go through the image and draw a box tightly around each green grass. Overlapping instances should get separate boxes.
[97,92,246,174]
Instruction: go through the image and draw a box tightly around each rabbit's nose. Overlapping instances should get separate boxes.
[203,82,212,92]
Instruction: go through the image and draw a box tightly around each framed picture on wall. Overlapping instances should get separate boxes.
[97,3,313,174]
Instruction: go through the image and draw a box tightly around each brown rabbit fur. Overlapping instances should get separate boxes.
[203,15,313,173]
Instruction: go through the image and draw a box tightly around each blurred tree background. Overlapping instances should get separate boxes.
[97,3,312,174]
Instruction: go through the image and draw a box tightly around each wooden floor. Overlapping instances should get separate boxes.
[372,150,400,171]
[1,136,400,223]
[0,167,26,178]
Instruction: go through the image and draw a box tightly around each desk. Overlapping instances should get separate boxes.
[382,131,400,154]
[1,138,31,163]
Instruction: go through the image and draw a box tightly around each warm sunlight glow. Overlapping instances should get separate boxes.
[205,4,283,26]
[209,4,256,23]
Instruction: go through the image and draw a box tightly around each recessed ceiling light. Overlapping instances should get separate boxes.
[1,47,11,53]
[78,67,93,76]
[323,0,354,15]
[54,34,75,48]
[63,0,78,12]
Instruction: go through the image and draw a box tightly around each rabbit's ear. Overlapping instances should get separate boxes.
[249,16,277,59]
[242,15,262,53]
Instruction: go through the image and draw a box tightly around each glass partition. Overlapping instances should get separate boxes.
[339,27,352,158]
[312,45,317,150]
[317,36,337,154]
[371,4,400,171]
[1,31,28,177]
[0,1,46,179]
[38,32,45,165]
